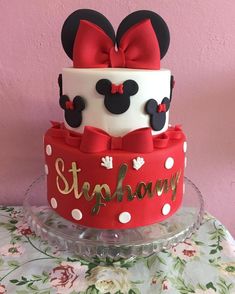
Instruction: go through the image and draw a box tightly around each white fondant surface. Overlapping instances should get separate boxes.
[62,68,171,136]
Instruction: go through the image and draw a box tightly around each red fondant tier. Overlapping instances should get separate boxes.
[44,123,186,229]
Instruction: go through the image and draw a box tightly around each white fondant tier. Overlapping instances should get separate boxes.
[62,68,171,136]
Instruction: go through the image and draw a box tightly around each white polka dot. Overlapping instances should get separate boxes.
[183,183,185,194]
[162,203,171,215]
[183,141,187,153]
[165,157,174,169]
[185,157,187,168]
[46,144,52,156]
[50,198,57,209]
[119,212,131,224]
[44,164,49,175]
[71,209,83,221]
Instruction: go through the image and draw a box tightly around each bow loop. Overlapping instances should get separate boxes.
[122,128,153,153]
[73,20,113,68]
[80,126,110,153]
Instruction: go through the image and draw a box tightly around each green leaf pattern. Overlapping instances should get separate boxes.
[0,207,234,294]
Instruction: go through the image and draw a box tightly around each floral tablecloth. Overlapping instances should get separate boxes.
[0,206,234,294]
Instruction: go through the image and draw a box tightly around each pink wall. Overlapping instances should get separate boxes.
[0,1,234,235]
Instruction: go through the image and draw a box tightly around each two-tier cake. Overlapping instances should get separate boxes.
[44,9,187,229]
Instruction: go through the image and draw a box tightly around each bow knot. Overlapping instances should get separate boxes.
[109,47,125,67]
[111,136,122,149]
[111,83,124,94]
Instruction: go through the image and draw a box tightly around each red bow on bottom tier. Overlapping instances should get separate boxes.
[48,122,183,153]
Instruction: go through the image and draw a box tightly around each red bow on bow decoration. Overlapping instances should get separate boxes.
[111,83,123,94]
[48,122,183,153]
[65,101,74,110]
[73,19,161,69]
[157,104,167,112]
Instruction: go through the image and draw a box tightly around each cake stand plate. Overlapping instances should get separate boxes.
[23,176,204,262]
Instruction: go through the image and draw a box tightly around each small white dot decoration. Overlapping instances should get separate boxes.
[162,203,171,216]
[185,157,187,168]
[44,164,49,175]
[165,157,174,169]
[119,212,131,224]
[50,198,57,209]
[183,141,187,153]
[71,209,83,221]
[46,144,52,156]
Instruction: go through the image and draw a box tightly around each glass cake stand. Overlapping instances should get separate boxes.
[23,175,204,262]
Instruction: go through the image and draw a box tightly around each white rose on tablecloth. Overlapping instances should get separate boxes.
[0,284,6,294]
[0,243,25,257]
[50,261,88,294]
[88,266,131,294]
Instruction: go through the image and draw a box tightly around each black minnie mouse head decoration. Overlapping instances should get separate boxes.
[59,95,86,128]
[96,79,139,114]
[145,98,170,131]
[61,9,170,69]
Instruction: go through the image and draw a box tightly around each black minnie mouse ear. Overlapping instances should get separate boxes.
[61,9,115,60]
[116,10,170,59]
[145,99,158,115]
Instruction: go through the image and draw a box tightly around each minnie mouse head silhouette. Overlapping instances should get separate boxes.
[96,79,139,114]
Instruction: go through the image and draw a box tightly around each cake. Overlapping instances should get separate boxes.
[44,9,187,229]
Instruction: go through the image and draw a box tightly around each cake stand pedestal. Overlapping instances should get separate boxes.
[23,176,204,263]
